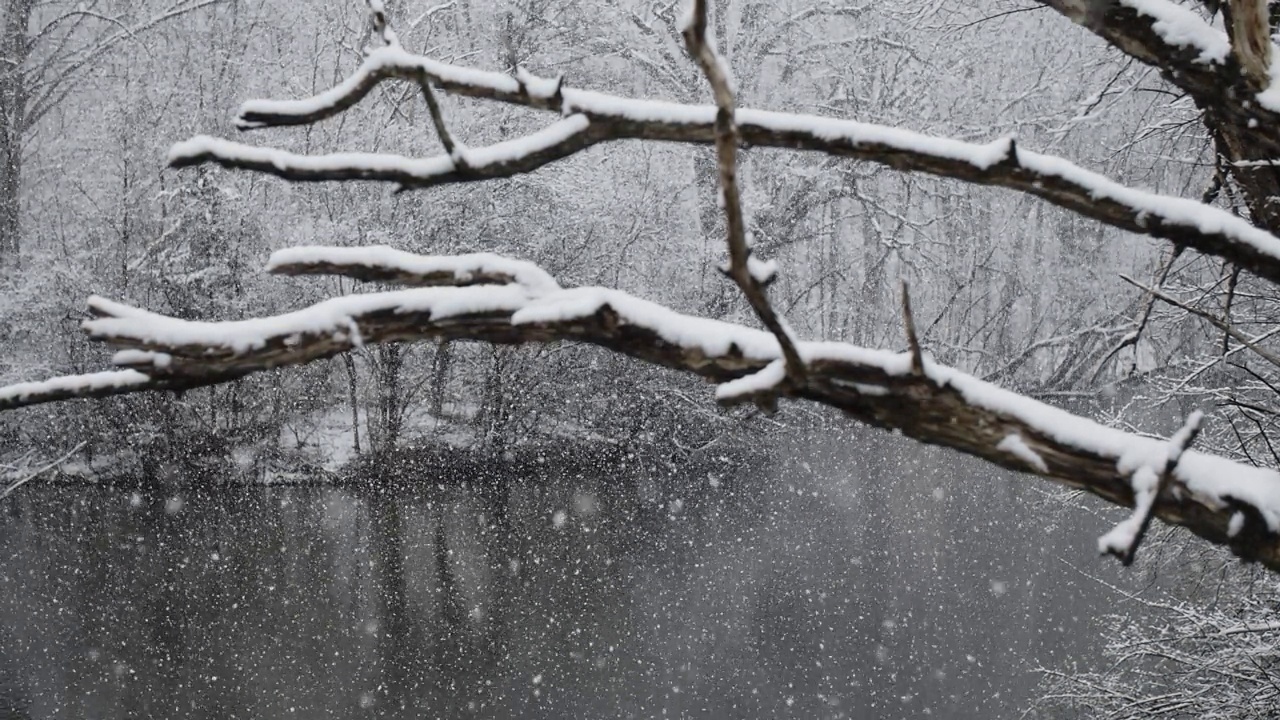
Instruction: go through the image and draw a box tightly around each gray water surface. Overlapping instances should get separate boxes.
[0,432,1123,718]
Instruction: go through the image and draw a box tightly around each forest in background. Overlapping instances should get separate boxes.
[2,0,1185,478]
[2,0,1278,716]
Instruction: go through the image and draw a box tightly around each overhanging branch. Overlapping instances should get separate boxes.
[4,249,1280,571]
[167,44,1280,287]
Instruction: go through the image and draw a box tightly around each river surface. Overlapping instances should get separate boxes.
[0,430,1129,718]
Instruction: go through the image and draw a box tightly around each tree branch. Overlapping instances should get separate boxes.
[5,250,1280,571]
[1225,0,1273,90]
[265,245,561,293]
[1119,273,1280,369]
[169,115,592,188]
[681,0,805,386]
[1036,0,1280,233]
[167,45,1280,288]
[1100,410,1204,565]
[901,281,925,376]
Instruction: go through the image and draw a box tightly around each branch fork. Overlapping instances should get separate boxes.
[681,0,805,389]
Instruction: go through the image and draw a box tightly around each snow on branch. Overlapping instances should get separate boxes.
[82,285,533,360]
[266,245,562,294]
[365,0,399,48]
[170,45,1280,287]
[0,370,154,408]
[4,250,1280,571]
[1115,0,1231,64]
[169,114,593,188]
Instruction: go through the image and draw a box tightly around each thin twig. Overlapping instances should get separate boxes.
[0,442,86,500]
[1120,273,1280,369]
[1091,246,1182,381]
[418,79,469,170]
[901,280,924,375]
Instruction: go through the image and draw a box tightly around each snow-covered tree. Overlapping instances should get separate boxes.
[5,0,1280,576]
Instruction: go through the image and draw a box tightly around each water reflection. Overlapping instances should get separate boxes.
[0,431,1122,718]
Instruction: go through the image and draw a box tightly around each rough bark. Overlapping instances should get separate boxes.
[1037,0,1280,235]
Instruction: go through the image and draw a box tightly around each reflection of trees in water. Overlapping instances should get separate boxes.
[0,435,1127,718]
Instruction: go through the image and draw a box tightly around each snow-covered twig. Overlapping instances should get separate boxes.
[681,0,805,386]
[366,0,399,48]
[169,114,592,188]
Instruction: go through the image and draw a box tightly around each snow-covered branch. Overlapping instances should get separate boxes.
[167,44,1280,287]
[4,249,1280,572]
[0,370,157,408]
[1098,410,1203,565]
[1036,0,1280,234]
[169,114,593,188]
[265,245,562,294]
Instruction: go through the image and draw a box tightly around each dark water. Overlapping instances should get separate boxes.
[0,430,1124,718]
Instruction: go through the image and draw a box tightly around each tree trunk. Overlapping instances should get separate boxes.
[344,353,361,456]
[0,0,33,260]
[430,339,451,432]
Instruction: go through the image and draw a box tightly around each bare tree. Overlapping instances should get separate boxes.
[0,0,225,259]
[6,0,1280,572]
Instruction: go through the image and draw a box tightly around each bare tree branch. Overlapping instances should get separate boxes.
[680,0,805,386]
[1,442,87,500]
[1119,273,1280,369]
[1091,245,1184,380]
[901,281,925,376]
